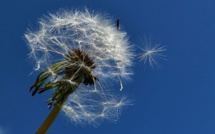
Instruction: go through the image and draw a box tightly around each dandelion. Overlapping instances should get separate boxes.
[25,8,133,133]
[139,37,166,68]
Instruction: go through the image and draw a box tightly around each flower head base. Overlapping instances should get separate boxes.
[30,49,98,108]
[25,9,133,126]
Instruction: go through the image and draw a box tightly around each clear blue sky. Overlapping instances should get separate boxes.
[1,0,215,134]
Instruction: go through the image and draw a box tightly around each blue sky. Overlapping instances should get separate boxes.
[1,0,215,134]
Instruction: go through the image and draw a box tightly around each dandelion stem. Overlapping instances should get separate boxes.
[36,94,69,134]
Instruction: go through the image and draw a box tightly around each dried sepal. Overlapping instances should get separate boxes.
[30,49,99,107]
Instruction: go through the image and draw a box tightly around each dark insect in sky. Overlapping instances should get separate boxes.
[116,18,120,29]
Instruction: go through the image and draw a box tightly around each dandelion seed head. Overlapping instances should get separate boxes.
[62,87,132,126]
[25,9,133,80]
[25,8,133,126]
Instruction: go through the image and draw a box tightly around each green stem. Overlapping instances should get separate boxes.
[35,82,80,133]
[36,104,62,134]
[35,95,68,134]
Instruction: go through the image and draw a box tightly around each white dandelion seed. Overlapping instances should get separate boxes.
[25,8,133,128]
[139,37,166,68]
